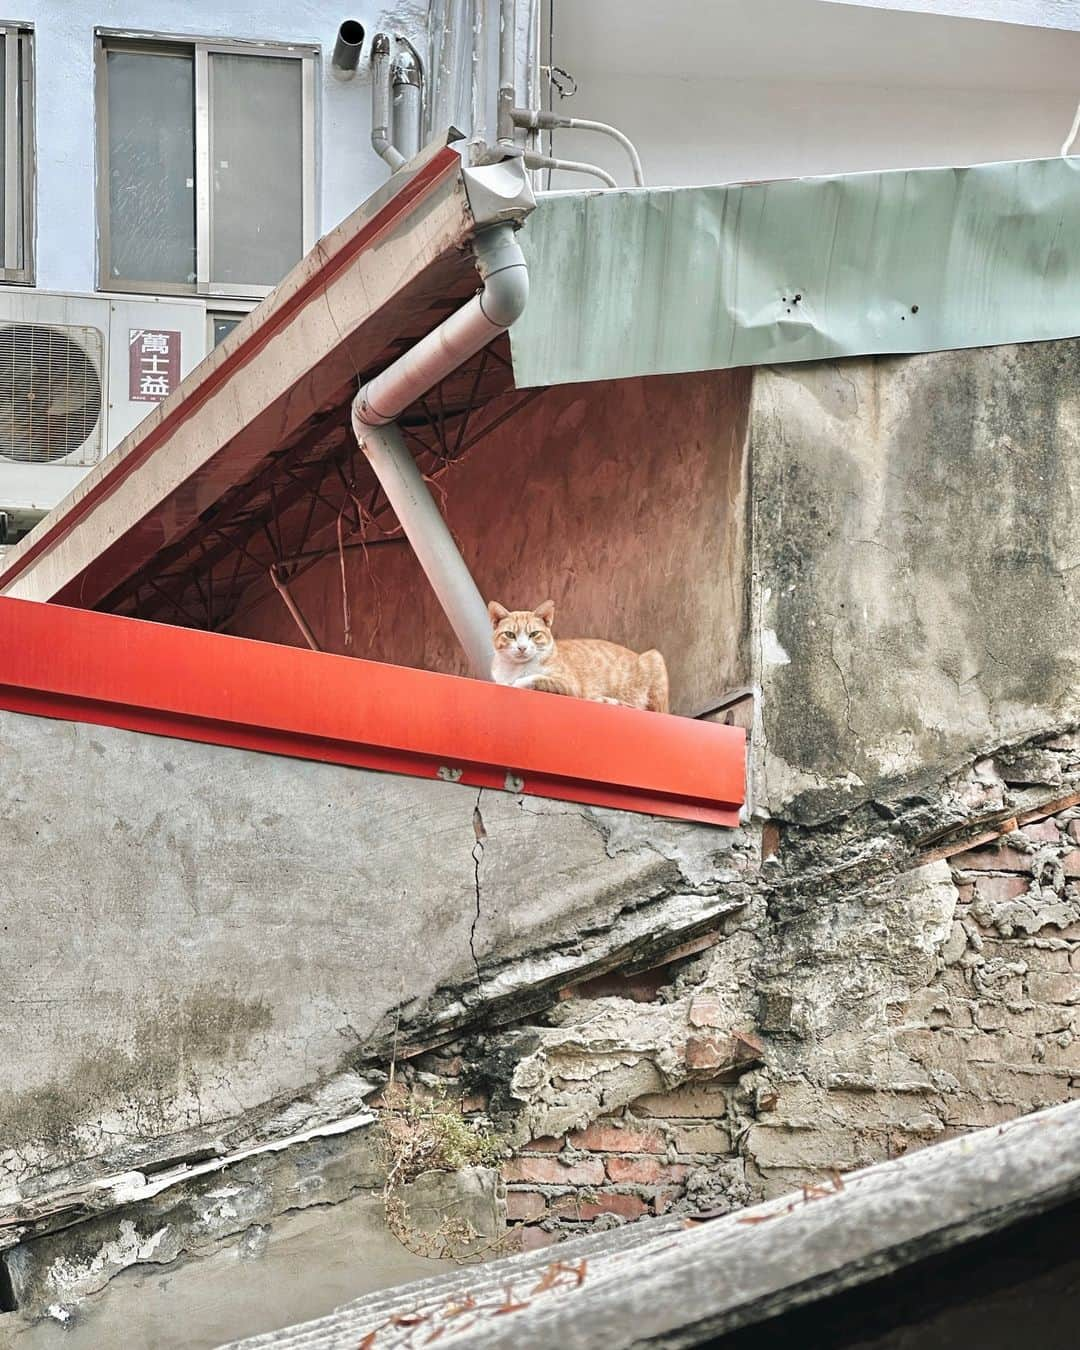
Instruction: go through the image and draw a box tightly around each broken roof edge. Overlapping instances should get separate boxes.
[221,1096,1080,1349]
[0,144,533,604]
[510,153,1080,388]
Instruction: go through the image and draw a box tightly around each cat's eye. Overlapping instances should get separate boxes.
[529,631,543,640]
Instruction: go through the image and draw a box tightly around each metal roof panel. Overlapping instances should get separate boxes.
[509,156,1080,387]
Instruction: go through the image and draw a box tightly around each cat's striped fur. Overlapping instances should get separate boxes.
[488,600,669,713]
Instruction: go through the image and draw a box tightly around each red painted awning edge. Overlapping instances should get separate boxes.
[0,598,746,828]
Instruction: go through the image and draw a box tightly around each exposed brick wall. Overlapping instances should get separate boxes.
[409,742,1080,1254]
[739,787,1079,1201]
[497,1081,737,1248]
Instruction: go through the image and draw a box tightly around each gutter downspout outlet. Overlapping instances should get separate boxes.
[351,223,529,677]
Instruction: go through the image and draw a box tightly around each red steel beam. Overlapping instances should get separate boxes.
[0,598,745,827]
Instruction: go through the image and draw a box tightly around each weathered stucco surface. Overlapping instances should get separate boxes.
[3,1119,502,1349]
[752,340,1080,822]
[0,708,747,1191]
[230,370,752,715]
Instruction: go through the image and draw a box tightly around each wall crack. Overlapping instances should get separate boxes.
[469,790,487,992]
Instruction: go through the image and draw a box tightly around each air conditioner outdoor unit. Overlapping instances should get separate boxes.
[0,291,207,541]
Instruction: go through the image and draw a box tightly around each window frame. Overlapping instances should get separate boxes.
[95,29,317,300]
[0,23,35,286]
[207,298,255,349]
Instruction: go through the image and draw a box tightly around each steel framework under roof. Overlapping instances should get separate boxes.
[0,143,542,638]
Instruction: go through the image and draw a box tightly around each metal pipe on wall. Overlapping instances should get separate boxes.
[371,33,406,170]
[351,222,529,676]
[471,0,489,153]
[391,37,424,160]
[497,0,517,147]
[330,20,365,81]
[514,108,645,186]
[522,150,617,188]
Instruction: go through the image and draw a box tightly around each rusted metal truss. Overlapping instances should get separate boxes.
[105,340,545,636]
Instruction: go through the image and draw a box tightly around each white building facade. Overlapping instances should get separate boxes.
[1,0,1078,539]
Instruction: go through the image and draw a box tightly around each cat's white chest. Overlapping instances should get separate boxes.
[492,652,545,686]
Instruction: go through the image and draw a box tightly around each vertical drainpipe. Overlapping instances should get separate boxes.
[351,218,530,677]
[371,34,406,170]
[497,0,517,148]
[391,38,424,161]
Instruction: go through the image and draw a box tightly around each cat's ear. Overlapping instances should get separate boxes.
[487,600,509,627]
[534,600,555,627]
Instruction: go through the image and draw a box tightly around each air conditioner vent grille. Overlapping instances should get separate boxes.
[0,323,104,465]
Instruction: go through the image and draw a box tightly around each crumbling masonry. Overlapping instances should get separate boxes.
[394,729,1080,1246]
[2,339,1079,1346]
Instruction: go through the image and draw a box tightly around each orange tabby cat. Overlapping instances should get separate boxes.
[488,600,669,713]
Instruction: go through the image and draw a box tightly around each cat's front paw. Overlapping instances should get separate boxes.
[593,696,622,705]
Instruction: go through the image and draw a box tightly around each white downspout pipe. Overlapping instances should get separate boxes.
[371,33,406,171]
[391,37,423,161]
[497,0,517,149]
[350,223,529,677]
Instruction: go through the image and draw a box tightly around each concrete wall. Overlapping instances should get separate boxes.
[830,0,1080,25]
[0,706,745,1192]
[751,339,1080,824]
[3,1124,502,1348]
[550,76,1077,193]
[229,370,753,716]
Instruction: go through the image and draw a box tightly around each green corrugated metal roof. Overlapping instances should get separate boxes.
[508,156,1080,387]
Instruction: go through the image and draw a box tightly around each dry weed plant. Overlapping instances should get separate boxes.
[378,1082,508,1260]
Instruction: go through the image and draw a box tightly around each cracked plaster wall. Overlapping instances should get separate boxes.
[5,727,1076,1316]
[751,339,1080,824]
[0,708,743,1195]
[2,1121,503,1348]
[418,733,1079,1241]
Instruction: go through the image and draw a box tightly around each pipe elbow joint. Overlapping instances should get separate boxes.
[351,389,388,436]
[479,263,529,329]
[390,36,422,87]
[371,132,406,170]
[472,224,530,329]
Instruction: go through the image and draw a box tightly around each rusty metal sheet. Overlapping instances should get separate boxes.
[509,156,1080,387]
